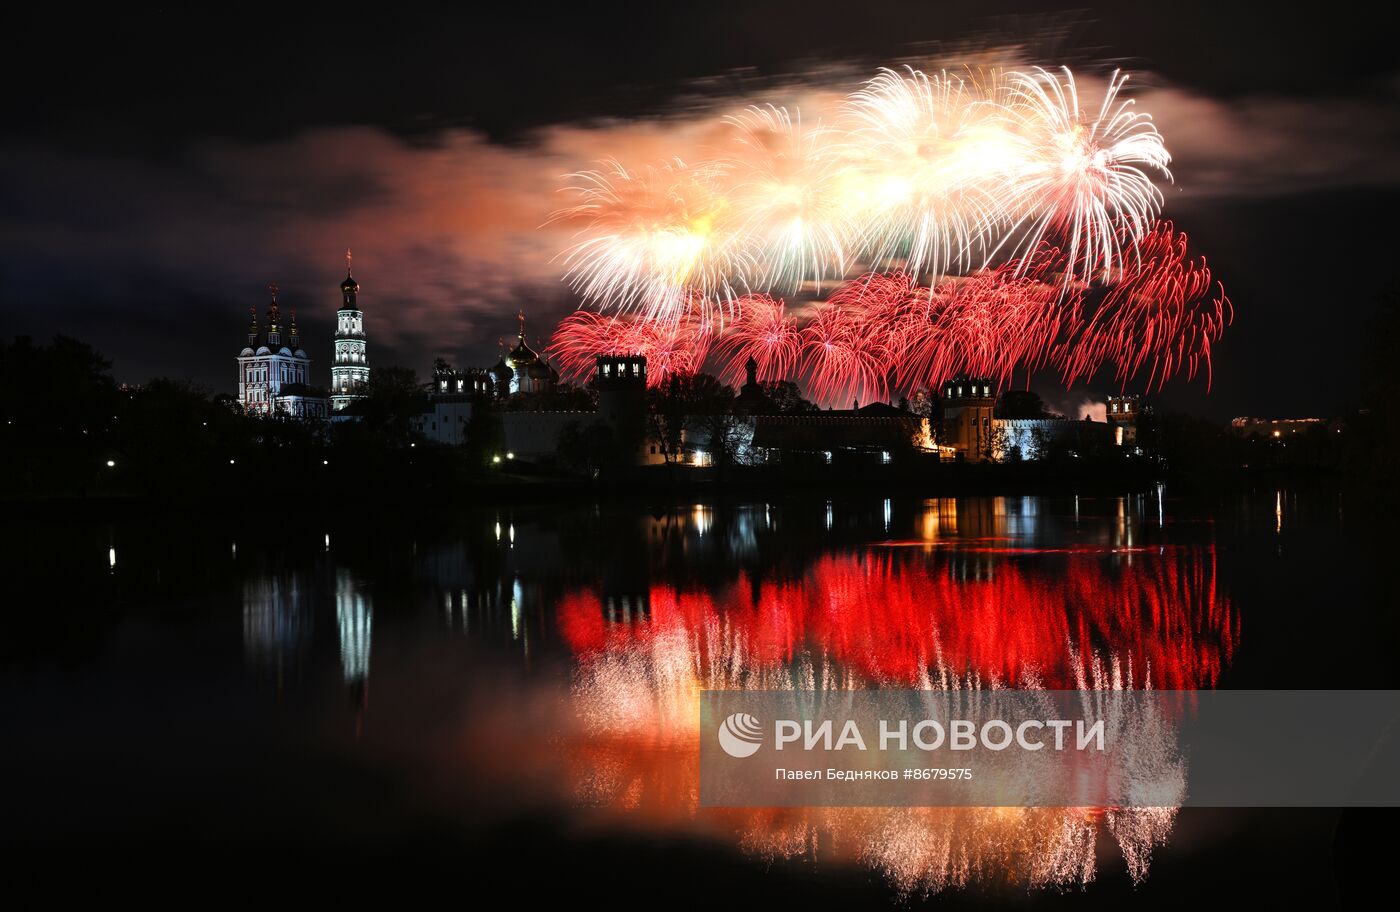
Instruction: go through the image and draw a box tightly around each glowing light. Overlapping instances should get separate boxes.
[555,542,1232,896]
[546,63,1221,406]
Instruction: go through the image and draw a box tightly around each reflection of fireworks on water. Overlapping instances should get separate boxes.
[561,548,1235,689]
[565,630,1180,896]
[558,546,1230,895]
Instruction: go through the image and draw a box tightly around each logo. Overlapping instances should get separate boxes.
[718,712,764,758]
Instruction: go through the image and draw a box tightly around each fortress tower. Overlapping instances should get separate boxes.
[941,377,997,463]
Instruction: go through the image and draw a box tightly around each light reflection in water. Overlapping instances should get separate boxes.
[556,535,1233,896]
[242,575,310,683]
[335,568,372,685]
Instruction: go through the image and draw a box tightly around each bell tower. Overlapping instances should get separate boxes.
[330,250,371,411]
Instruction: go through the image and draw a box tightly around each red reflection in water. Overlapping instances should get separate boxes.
[560,545,1235,689]
[554,543,1232,895]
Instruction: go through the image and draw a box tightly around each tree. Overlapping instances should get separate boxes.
[760,380,817,414]
[0,335,119,492]
[995,389,1054,419]
[556,420,616,476]
[343,365,426,447]
[646,373,737,465]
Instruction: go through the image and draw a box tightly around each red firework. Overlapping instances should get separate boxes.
[1058,222,1232,391]
[548,294,715,387]
[797,295,893,407]
[712,293,803,386]
[900,250,1072,390]
[546,310,638,383]
[637,313,712,386]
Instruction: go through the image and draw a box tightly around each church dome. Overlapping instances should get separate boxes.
[489,358,514,381]
[526,359,556,381]
[341,273,360,294]
[508,336,538,366]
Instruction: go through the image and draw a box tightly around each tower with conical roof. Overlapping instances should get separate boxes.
[331,250,370,411]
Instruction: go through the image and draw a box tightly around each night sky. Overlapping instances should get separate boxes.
[4,4,1398,420]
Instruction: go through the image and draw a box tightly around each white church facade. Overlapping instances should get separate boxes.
[236,254,369,419]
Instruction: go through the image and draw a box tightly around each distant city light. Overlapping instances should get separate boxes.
[506,452,515,460]
[105,459,116,467]
[229,458,236,464]
[492,455,502,464]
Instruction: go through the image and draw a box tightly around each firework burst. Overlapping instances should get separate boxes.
[718,106,850,294]
[546,62,1225,403]
[1059,222,1231,391]
[552,158,740,322]
[711,293,803,386]
[992,68,1172,286]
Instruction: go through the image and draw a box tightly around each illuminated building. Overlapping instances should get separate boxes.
[1108,394,1142,446]
[419,363,491,445]
[941,377,997,462]
[236,283,328,418]
[414,316,569,446]
[330,251,370,411]
[502,313,558,395]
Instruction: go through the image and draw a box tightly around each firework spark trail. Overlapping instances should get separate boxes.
[720,106,851,294]
[545,310,638,383]
[1057,222,1232,391]
[711,293,803,386]
[547,297,715,387]
[797,299,893,407]
[840,68,1010,280]
[551,158,744,323]
[990,68,1171,287]
[640,305,714,385]
[553,65,1172,319]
